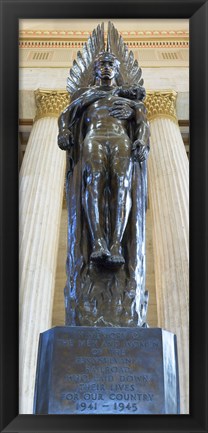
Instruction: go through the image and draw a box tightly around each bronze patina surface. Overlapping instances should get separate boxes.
[34,327,180,414]
[58,22,150,327]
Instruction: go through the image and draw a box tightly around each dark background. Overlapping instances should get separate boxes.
[0,0,208,432]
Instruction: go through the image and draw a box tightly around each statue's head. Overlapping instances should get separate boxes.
[94,51,120,81]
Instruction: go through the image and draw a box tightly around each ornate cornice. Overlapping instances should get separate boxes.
[145,90,177,123]
[34,89,178,123]
[19,29,189,38]
[19,39,189,50]
[19,29,189,50]
[34,89,70,121]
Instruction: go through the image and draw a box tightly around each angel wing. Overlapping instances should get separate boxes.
[66,23,105,95]
[107,21,144,87]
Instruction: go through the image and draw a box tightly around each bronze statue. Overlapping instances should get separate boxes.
[58,22,150,327]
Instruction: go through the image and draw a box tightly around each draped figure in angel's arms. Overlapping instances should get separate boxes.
[58,22,150,328]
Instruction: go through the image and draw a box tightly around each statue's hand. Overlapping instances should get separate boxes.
[132,139,149,162]
[58,129,74,151]
[109,100,134,120]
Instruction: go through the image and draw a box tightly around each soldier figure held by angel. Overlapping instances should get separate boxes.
[58,22,150,328]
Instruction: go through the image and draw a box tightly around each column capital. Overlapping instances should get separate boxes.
[34,89,69,122]
[34,88,177,123]
[145,90,177,123]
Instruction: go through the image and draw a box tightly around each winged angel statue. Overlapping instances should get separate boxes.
[58,22,150,327]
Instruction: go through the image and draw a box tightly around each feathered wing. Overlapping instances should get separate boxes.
[107,21,144,87]
[66,23,105,95]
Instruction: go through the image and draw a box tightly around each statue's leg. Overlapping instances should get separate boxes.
[108,135,133,265]
[82,135,110,262]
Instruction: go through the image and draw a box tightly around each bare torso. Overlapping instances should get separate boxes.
[84,94,129,136]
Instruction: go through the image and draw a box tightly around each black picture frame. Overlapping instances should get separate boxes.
[0,0,207,432]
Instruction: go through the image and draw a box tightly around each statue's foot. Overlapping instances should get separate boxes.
[90,239,111,263]
[107,243,125,266]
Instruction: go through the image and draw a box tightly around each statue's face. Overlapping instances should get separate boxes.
[95,58,119,80]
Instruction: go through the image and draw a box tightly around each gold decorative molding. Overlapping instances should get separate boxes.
[145,90,178,123]
[34,89,70,121]
[34,89,178,124]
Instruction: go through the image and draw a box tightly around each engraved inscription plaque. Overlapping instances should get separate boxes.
[34,327,180,414]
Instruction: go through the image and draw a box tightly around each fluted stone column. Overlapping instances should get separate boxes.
[19,90,69,413]
[145,91,189,414]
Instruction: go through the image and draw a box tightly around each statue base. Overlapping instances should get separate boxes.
[33,326,180,414]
